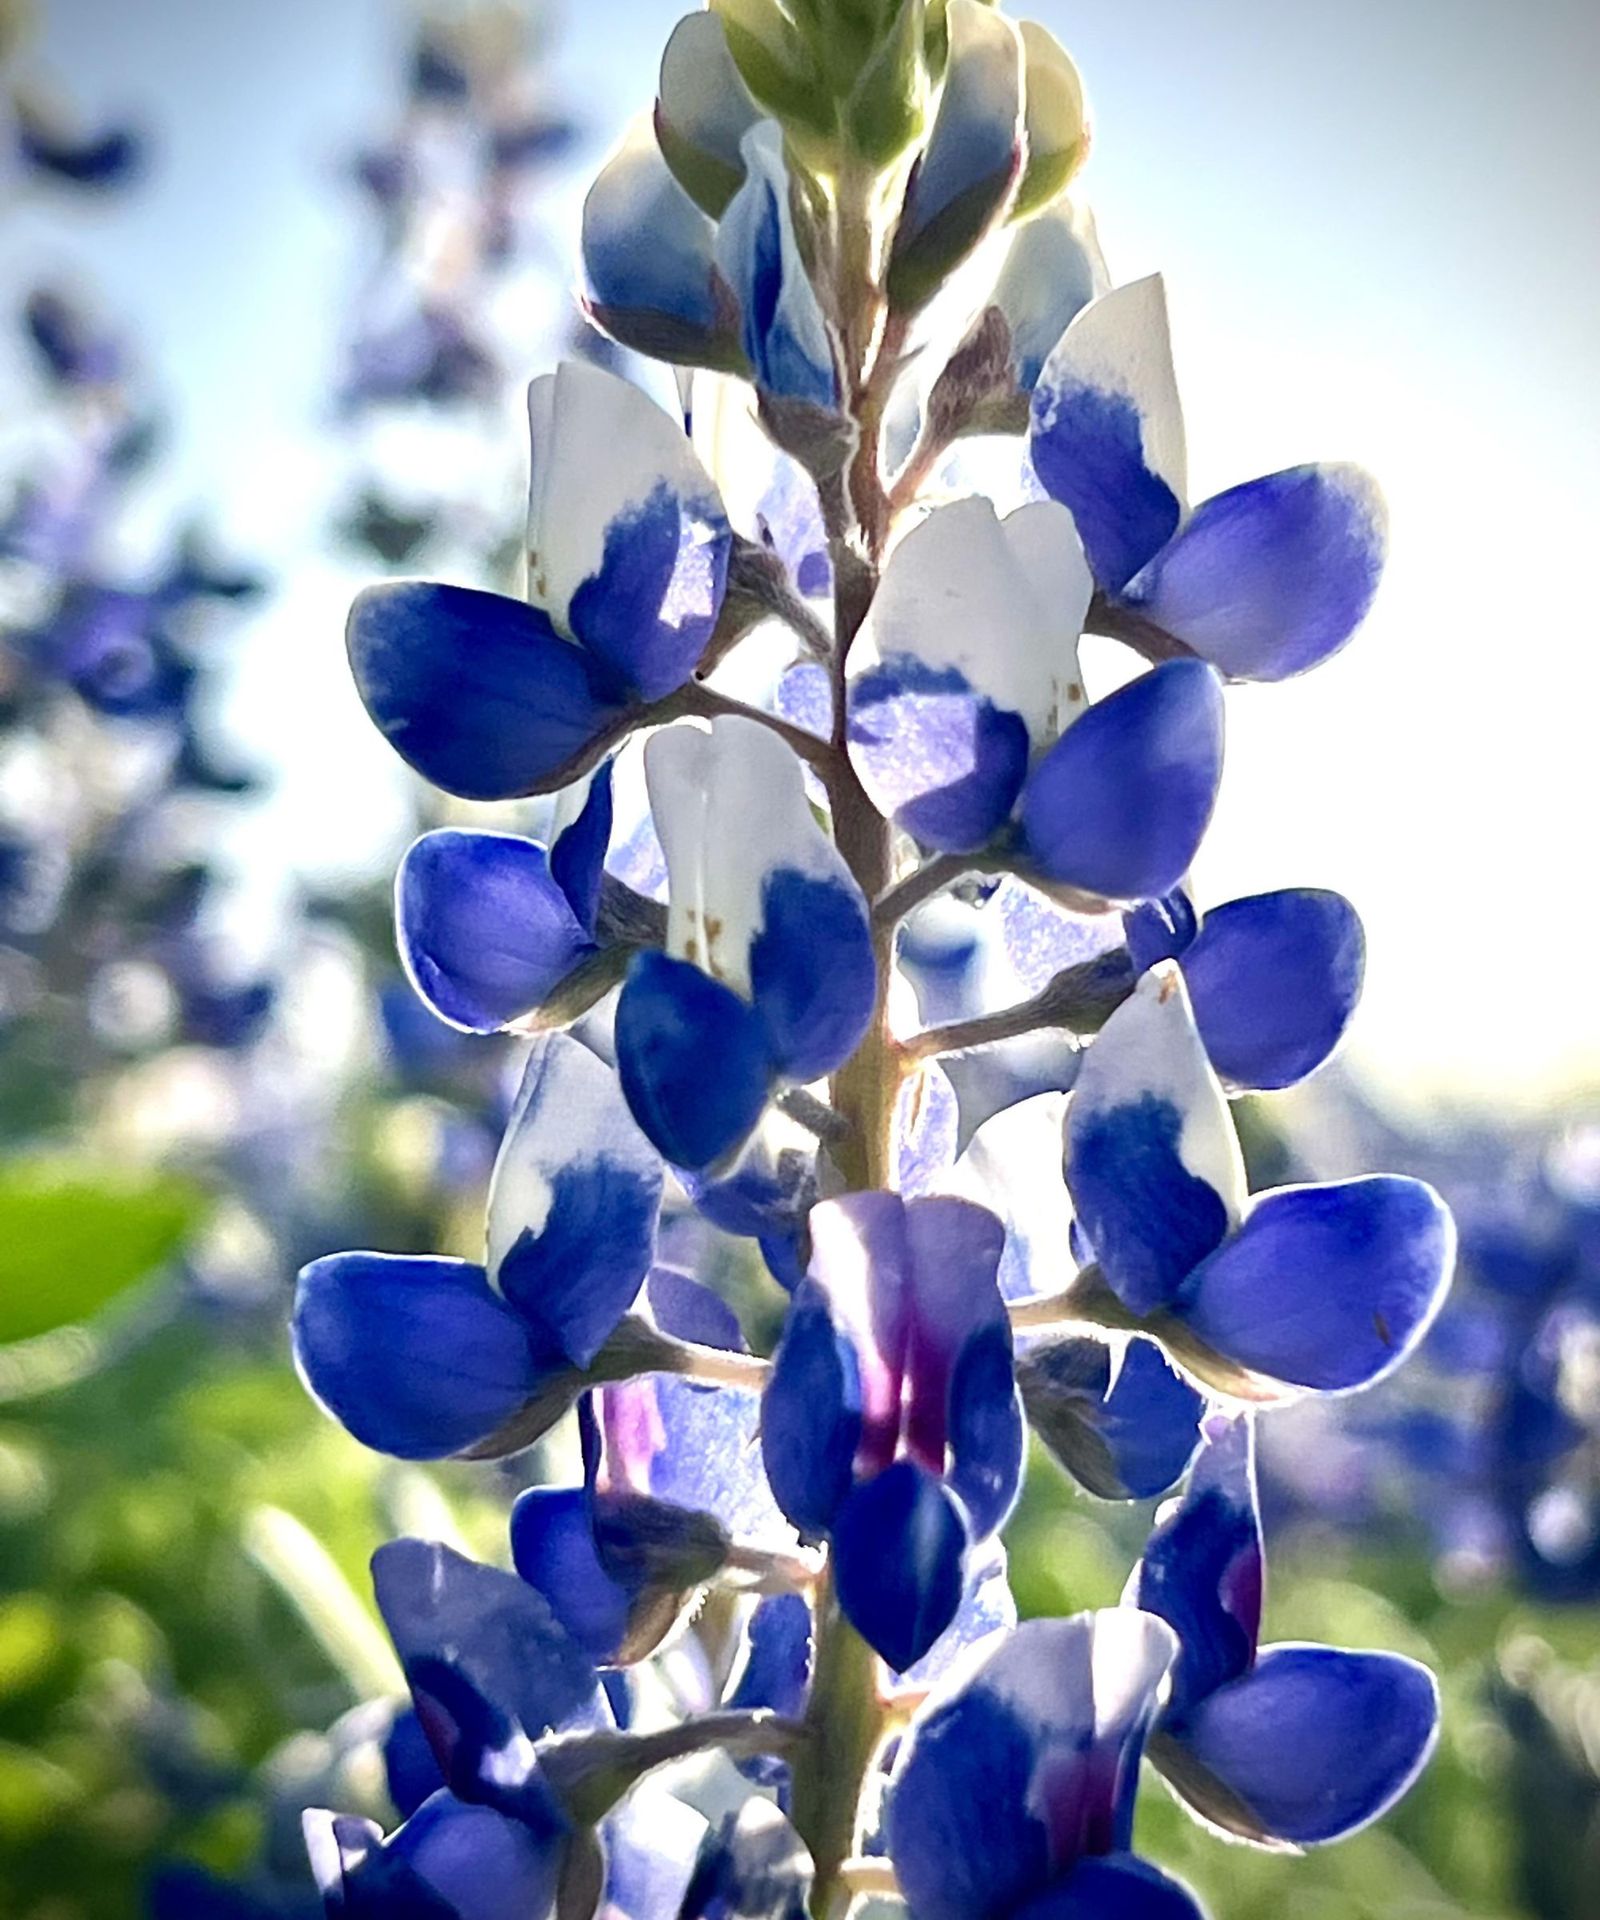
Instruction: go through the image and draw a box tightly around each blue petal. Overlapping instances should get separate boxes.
[898,1540,1017,1693]
[347,583,624,801]
[1181,889,1365,1091]
[1065,965,1244,1315]
[849,658,1030,852]
[385,1707,445,1820]
[683,1139,816,1287]
[1011,1855,1208,1920]
[1020,661,1224,901]
[947,1320,1026,1537]
[1126,465,1387,682]
[1030,278,1186,593]
[728,1592,813,1719]
[1020,1334,1204,1500]
[1132,1416,1263,1717]
[749,869,877,1082]
[997,877,1129,999]
[832,1461,969,1672]
[1122,890,1199,975]
[647,1264,747,1350]
[1176,1178,1456,1393]
[310,1789,567,1920]
[510,1486,634,1665]
[396,831,596,1034]
[487,1034,663,1369]
[886,1611,1178,1920]
[761,1279,863,1540]
[372,1540,603,1816]
[606,1275,790,1545]
[1157,1645,1439,1847]
[549,762,614,935]
[615,951,774,1170]
[292,1254,544,1461]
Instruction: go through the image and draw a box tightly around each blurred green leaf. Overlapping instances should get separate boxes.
[0,1162,207,1344]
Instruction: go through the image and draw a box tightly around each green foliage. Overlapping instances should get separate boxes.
[0,1162,207,1346]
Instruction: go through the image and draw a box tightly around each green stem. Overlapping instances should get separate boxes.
[787,152,909,1920]
[790,1572,886,1918]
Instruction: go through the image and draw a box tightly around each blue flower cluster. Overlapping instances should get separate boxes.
[0,114,277,1109]
[291,5,1454,1915]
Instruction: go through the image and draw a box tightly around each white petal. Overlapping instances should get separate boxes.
[526,358,726,633]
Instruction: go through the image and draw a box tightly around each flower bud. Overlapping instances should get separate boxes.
[843,0,930,166]
[581,118,745,372]
[656,13,763,218]
[885,0,1024,314]
[711,0,836,147]
[1012,21,1088,219]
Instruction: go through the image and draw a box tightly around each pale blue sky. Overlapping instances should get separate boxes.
[10,0,1600,1103]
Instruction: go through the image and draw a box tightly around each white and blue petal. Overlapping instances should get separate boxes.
[1030,275,1188,594]
[615,952,774,1170]
[1153,1644,1439,1849]
[581,116,734,366]
[1175,1177,1455,1394]
[347,582,626,801]
[1019,659,1225,901]
[486,1034,663,1369]
[1019,1333,1205,1500]
[291,1253,547,1461]
[886,1609,1178,1920]
[848,498,1090,852]
[1130,1415,1263,1717]
[647,716,875,1084]
[396,830,597,1034]
[1125,465,1388,682]
[714,122,839,411]
[1181,889,1365,1091]
[990,197,1111,393]
[527,361,731,702]
[1066,963,1244,1316]
[886,0,1026,312]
